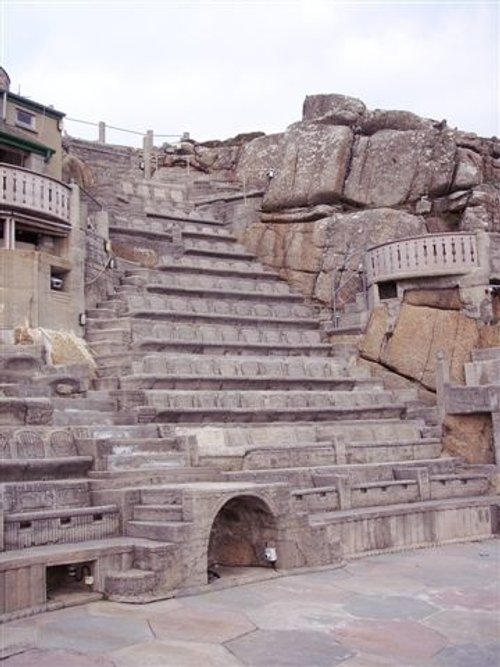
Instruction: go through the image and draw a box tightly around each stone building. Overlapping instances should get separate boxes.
[0,67,85,335]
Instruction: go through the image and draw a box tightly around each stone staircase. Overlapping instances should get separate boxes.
[81,205,498,588]
[1,187,498,620]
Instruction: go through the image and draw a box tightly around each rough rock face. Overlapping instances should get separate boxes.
[263,124,353,210]
[442,414,494,463]
[360,303,483,390]
[243,208,426,309]
[233,94,500,319]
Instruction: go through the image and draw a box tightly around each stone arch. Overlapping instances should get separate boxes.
[206,494,278,569]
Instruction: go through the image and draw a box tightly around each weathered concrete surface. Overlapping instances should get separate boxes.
[1,540,498,667]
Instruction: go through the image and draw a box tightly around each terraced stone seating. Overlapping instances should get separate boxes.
[159,255,277,276]
[77,186,499,610]
[130,321,330,356]
[2,455,119,551]
[135,388,404,424]
[74,423,192,473]
[122,354,375,391]
[123,293,316,322]
[0,428,93,481]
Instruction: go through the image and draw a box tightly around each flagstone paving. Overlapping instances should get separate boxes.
[1,540,498,667]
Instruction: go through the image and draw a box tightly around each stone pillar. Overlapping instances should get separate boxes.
[143,130,154,180]
[98,121,106,144]
[335,475,352,510]
[5,218,15,249]
[491,404,500,466]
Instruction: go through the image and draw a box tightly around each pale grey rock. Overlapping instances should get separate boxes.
[360,109,433,134]
[453,148,484,190]
[262,124,353,211]
[344,129,456,207]
[235,133,285,188]
[302,93,366,124]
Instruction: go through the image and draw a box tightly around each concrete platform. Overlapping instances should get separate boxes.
[1,539,498,666]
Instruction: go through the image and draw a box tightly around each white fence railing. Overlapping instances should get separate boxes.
[0,164,71,224]
[366,232,479,284]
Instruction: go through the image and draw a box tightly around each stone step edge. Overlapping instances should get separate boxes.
[126,309,320,328]
[309,494,500,525]
[143,284,303,301]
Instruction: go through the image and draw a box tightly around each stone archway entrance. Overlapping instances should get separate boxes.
[207,495,278,572]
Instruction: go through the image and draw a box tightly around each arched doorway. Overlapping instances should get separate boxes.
[207,495,278,573]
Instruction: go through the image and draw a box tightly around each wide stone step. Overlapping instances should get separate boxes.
[53,409,135,427]
[159,255,280,279]
[183,238,253,260]
[137,404,405,425]
[346,438,442,464]
[127,520,192,542]
[131,319,324,345]
[90,436,182,455]
[123,270,291,296]
[105,452,188,471]
[74,424,163,439]
[308,496,499,558]
[429,473,490,499]
[85,317,131,332]
[143,388,396,410]
[4,504,120,550]
[85,308,117,320]
[88,467,223,490]
[121,375,380,392]
[134,339,333,357]
[51,397,116,411]
[123,293,317,321]
[105,568,157,599]
[137,353,362,378]
[86,329,131,344]
[225,458,461,487]
[133,504,183,522]
[141,283,303,303]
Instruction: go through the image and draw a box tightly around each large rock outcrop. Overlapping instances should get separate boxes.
[232,94,500,315]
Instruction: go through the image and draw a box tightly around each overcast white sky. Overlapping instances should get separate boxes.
[1,0,499,146]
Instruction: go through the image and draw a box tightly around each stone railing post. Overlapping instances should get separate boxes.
[143,129,154,180]
[98,121,106,144]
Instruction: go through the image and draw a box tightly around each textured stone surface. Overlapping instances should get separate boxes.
[243,209,425,307]
[262,124,353,210]
[362,304,481,390]
[442,414,494,463]
[344,129,455,207]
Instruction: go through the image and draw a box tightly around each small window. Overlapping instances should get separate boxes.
[16,108,37,131]
[50,267,69,292]
[378,281,398,300]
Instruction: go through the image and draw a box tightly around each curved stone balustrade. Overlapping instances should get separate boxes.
[0,164,71,225]
[366,232,479,284]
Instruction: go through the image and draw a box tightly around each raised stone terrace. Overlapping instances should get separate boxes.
[1,180,499,621]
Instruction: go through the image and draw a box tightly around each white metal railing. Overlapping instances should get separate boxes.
[0,164,71,224]
[366,232,479,284]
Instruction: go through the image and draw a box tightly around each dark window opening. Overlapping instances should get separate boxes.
[50,267,69,292]
[378,281,398,300]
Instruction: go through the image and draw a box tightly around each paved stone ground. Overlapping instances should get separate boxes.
[1,540,499,667]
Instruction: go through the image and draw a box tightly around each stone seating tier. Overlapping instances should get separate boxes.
[4,505,120,550]
[122,293,317,321]
[122,271,295,295]
[129,321,327,347]
[159,255,280,278]
[137,354,360,377]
